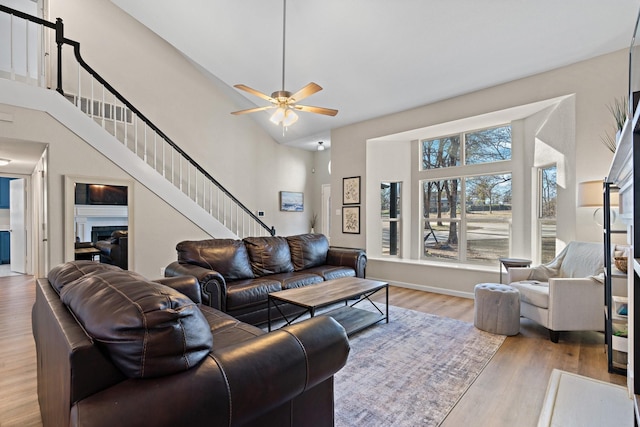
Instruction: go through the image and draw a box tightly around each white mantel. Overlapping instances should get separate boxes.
[74,204,128,242]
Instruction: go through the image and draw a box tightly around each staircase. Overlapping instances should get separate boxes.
[0,5,275,239]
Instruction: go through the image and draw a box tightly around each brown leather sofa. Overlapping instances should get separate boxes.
[95,229,128,269]
[165,233,367,325]
[32,261,350,427]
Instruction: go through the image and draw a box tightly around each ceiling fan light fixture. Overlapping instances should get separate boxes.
[282,108,298,127]
[270,107,286,124]
[0,158,11,166]
[230,0,337,127]
[317,141,325,151]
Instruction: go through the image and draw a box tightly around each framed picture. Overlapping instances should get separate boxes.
[342,206,360,234]
[280,191,304,212]
[343,176,361,205]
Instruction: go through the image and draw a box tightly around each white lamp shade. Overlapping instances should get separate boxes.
[577,180,619,207]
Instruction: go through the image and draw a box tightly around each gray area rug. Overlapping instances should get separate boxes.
[334,304,505,426]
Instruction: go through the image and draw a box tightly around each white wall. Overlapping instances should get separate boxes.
[366,140,411,258]
[48,0,317,238]
[330,49,628,296]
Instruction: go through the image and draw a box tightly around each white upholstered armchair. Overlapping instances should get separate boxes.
[507,241,605,343]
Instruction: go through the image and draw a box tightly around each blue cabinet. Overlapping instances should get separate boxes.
[0,177,14,209]
[0,231,9,264]
[0,178,8,209]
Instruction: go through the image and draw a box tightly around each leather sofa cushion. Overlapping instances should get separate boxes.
[48,260,127,294]
[198,305,265,349]
[60,270,213,379]
[304,265,356,280]
[286,234,329,271]
[176,239,254,280]
[268,271,325,290]
[243,236,294,276]
[225,277,282,310]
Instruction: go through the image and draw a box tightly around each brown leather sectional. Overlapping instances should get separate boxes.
[165,233,367,325]
[32,260,350,427]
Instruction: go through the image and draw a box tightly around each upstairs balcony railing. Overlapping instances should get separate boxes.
[0,4,275,238]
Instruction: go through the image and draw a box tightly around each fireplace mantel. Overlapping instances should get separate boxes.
[75,204,128,242]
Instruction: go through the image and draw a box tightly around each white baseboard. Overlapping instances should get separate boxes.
[366,276,475,300]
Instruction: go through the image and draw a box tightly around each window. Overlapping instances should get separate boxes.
[538,165,557,263]
[465,126,512,164]
[422,135,461,169]
[381,182,402,256]
[421,125,512,265]
[421,125,511,170]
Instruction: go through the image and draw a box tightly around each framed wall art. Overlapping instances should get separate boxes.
[280,191,304,212]
[343,176,361,205]
[342,206,360,234]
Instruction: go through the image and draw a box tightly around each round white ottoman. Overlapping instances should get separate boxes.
[474,283,520,336]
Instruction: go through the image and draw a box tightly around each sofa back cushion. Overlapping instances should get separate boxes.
[176,239,254,280]
[59,269,213,379]
[243,236,294,276]
[48,260,126,294]
[286,234,329,271]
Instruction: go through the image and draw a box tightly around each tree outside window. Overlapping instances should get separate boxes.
[421,125,512,265]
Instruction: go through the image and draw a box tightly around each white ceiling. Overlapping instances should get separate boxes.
[109,0,640,150]
[0,138,46,176]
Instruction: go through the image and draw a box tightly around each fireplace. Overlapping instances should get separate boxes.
[91,225,128,243]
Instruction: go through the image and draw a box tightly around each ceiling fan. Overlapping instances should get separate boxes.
[231,0,338,128]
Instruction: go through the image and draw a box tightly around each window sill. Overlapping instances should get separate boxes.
[368,256,498,273]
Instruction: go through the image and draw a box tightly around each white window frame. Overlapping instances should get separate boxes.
[419,125,512,265]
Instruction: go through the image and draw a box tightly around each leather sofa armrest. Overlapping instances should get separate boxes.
[327,246,367,277]
[154,276,202,304]
[94,240,113,256]
[164,261,226,310]
[213,315,350,426]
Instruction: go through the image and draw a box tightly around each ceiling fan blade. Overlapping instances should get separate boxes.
[231,106,274,115]
[234,84,276,103]
[289,82,322,103]
[294,104,339,116]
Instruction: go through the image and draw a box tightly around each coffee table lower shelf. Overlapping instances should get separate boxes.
[267,277,389,336]
[324,305,386,335]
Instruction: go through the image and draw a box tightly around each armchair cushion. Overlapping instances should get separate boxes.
[511,280,549,308]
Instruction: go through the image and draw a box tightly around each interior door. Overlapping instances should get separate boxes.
[10,178,26,273]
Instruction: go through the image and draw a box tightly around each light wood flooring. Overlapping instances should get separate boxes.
[0,276,627,427]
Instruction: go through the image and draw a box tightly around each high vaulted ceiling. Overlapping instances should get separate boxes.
[111,0,640,150]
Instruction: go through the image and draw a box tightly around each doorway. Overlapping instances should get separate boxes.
[0,176,28,277]
[321,184,331,238]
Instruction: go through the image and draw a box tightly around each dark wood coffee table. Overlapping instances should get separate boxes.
[267,277,388,336]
